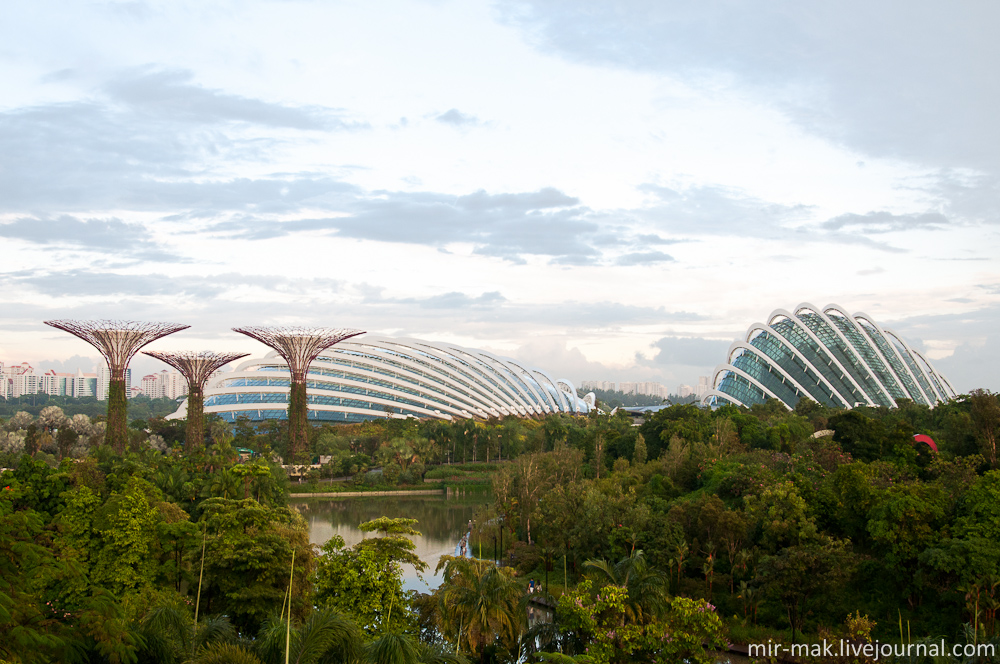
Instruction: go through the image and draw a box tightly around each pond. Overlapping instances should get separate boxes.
[292,488,492,593]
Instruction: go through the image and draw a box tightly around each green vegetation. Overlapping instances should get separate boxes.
[1,390,1000,662]
[0,393,180,420]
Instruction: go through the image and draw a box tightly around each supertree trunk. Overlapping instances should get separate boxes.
[232,326,364,463]
[187,384,206,450]
[143,351,249,451]
[45,320,189,455]
[107,378,129,454]
[288,381,309,460]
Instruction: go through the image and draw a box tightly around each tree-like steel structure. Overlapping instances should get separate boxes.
[43,320,189,453]
[232,326,364,459]
[143,350,249,450]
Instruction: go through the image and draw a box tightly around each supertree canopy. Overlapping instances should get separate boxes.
[143,350,249,450]
[232,326,364,459]
[44,320,189,453]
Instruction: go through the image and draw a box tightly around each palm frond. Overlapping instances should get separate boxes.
[296,608,363,664]
[194,615,237,651]
[189,642,265,664]
[417,642,469,664]
[365,632,422,664]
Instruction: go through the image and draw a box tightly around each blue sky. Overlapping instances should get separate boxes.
[2,0,997,391]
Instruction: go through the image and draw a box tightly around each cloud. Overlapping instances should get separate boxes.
[647,336,733,367]
[878,303,1000,392]
[500,2,1000,170]
[637,184,909,252]
[506,338,619,383]
[31,354,103,373]
[615,250,675,266]
[0,269,344,300]
[3,270,226,299]
[500,1,1000,232]
[637,183,810,237]
[104,69,353,130]
[415,291,507,309]
[0,71,360,215]
[212,187,602,263]
[822,211,948,234]
[0,215,184,262]
[435,108,481,127]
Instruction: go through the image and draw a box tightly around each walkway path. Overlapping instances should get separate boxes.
[453,530,473,558]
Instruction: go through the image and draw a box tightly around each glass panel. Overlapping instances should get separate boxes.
[886,333,937,403]
[731,349,805,407]
[825,312,906,401]
[748,330,844,408]
[717,370,768,407]
[855,320,928,405]
[796,310,891,407]
[771,317,868,405]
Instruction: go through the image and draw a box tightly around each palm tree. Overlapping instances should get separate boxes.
[134,606,236,663]
[582,550,669,624]
[186,608,363,664]
[365,632,422,664]
[437,557,525,661]
[190,643,265,664]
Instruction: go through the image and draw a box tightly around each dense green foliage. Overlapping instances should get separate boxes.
[577,387,699,409]
[0,394,179,420]
[1,389,999,662]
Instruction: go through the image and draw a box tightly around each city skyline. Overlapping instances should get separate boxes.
[2,1,998,393]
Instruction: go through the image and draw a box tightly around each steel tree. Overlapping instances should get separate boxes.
[43,320,189,453]
[232,326,364,459]
[143,350,249,450]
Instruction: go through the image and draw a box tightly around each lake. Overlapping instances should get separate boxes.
[292,488,491,592]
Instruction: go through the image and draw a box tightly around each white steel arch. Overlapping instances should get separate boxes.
[768,308,874,407]
[703,305,956,411]
[726,342,817,406]
[742,323,846,407]
[793,303,895,408]
[852,312,934,405]
[170,335,592,424]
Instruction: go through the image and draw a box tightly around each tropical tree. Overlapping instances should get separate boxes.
[582,550,669,624]
[556,580,724,664]
[757,538,855,642]
[199,497,314,633]
[434,556,525,661]
[134,605,236,663]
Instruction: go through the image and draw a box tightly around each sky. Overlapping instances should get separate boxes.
[1,0,998,393]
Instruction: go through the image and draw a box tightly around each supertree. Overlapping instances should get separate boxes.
[43,320,189,453]
[143,350,249,450]
[232,326,364,460]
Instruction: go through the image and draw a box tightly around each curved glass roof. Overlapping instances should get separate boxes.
[168,335,591,423]
[704,304,955,411]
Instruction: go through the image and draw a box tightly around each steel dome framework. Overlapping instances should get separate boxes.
[701,303,956,411]
[169,336,594,424]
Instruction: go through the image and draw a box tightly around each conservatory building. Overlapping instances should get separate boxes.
[701,303,956,411]
[167,335,595,424]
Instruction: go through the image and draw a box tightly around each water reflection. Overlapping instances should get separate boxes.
[292,489,491,592]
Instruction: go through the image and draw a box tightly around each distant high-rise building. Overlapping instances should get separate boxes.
[97,366,132,400]
[71,369,97,398]
[678,384,693,398]
[696,376,709,399]
[618,381,669,398]
[162,369,186,399]
[2,362,37,398]
[137,370,187,399]
[40,370,73,396]
[139,373,160,398]
[580,380,617,392]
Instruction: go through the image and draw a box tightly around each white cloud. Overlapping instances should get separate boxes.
[0,0,996,391]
